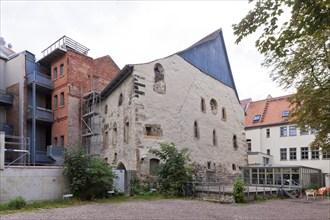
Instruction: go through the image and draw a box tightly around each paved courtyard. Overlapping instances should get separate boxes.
[1,198,329,220]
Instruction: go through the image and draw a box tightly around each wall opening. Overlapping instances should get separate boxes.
[201,97,206,113]
[149,158,160,175]
[233,135,238,149]
[118,93,123,106]
[212,129,217,146]
[210,99,218,115]
[193,121,199,139]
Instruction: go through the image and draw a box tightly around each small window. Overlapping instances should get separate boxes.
[253,114,261,122]
[60,64,64,77]
[232,164,236,171]
[124,121,129,143]
[207,162,211,170]
[280,148,287,160]
[210,99,218,115]
[154,63,164,83]
[212,129,217,146]
[118,93,123,106]
[104,105,108,114]
[246,139,251,151]
[113,153,118,164]
[311,149,319,159]
[301,147,309,160]
[54,95,58,109]
[233,135,238,149]
[53,67,58,80]
[201,97,206,113]
[322,149,330,159]
[267,149,270,155]
[282,110,289,117]
[112,123,117,145]
[60,135,64,146]
[150,158,160,175]
[54,137,58,146]
[290,148,297,160]
[266,128,270,138]
[221,107,227,121]
[280,126,287,137]
[146,125,152,136]
[60,92,64,107]
[289,125,297,136]
[193,121,199,139]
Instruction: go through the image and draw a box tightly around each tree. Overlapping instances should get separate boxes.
[233,0,330,151]
[149,142,193,196]
[63,146,116,200]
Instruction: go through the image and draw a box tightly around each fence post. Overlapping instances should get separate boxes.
[0,131,5,170]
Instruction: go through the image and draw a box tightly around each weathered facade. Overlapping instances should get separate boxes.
[92,29,247,180]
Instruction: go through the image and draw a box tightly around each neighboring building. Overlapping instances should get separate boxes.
[242,94,330,186]
[1,36,120,165]
[88,29,247,181]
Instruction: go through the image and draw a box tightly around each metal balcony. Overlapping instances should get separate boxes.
[0,90,14,105]
[0,123,14,136]
[27,107,53,123]
[27,71,53,90]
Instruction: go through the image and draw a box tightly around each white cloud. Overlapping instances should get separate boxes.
[1,1,289,101]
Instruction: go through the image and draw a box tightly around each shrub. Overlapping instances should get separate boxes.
[149,142,193,196]
[7,197,27,209]
[233,179,246,203]
[63,146,116,200]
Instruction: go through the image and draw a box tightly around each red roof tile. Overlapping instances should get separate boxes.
[242,94,294,127]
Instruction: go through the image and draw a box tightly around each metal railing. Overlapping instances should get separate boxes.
[27,71,53,89]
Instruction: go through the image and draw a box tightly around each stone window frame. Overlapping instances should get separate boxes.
[221,107,227,121]
[124,119,129,143]
[154,63,164,83]
[212,129,217,146]
[60,64,64,77]
[193,121,200,139]
[53,67,58,80]
[118,93,123,106]
[60,135,64,146]
[210,99,218,115]
[201,97,206,113]
[233,134,238,149]
[60,92,64,107]
[149,158,160,175]
[54,95,58,109]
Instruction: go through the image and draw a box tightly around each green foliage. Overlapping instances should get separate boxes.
[233,0,330,151]
[149,142,193,196]
[63,146,116,200]
[233,179,246,203]
[308,183,320,190]
[7,197,26,210]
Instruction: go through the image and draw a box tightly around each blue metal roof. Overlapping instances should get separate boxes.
[177,29,239,100]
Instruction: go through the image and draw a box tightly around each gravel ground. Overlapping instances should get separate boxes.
[1,198,329,220]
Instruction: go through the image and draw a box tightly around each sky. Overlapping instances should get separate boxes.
[0,0,295,101]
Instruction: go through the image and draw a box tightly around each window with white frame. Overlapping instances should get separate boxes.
[280,126,287,137]
[311,149,319,159]
[280,148,287,160]
[301,147,309,160]
[290,148,297,160]
[289,125,297,136]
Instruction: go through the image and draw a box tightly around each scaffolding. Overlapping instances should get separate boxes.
[81,90,101,154]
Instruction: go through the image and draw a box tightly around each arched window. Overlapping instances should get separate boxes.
[112,123,117,145]
[154,63,164,83]
[201,97,206,113]
[233,135,238,149]
[149,158,160,175]
[222,107,227,120]
[124,120,129,143]
[213,129,217,146]
[118,93,123,106]
[194,121,199,139]
[210,99,218,115]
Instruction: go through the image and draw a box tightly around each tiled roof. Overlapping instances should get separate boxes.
[243,94,294,127]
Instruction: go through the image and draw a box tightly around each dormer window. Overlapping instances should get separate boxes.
[253,114,261,122]
[282,110,289,117]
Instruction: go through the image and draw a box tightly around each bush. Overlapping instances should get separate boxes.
[233,179,246,203]
[63,146,116,200]
[7,197,27,210]
[149,142,193,196]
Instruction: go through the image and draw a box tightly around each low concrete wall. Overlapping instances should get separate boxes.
[0,167,68,203]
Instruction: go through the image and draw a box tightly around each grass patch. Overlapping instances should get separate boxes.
[0,193,167,214]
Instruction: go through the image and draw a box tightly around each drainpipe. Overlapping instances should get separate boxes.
[32,75,36,165]
[0,131,5,170]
